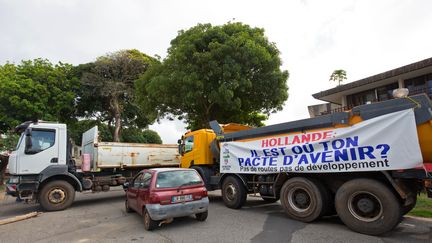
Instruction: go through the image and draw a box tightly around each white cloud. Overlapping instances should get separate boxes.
[1,0,431,142]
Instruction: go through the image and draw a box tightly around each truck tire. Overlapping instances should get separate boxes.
[192,166,212,190]
[38,180,75,211]
[335,178,401,235]
[222,176,247,209]
[280,177,328,222]
[401,194,417,216]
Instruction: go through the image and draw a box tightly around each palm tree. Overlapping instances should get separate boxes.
[329,69,347,86]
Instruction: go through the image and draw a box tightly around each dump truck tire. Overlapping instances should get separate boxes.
[38,180,75,211]
[222,176,247,209]
[401,194,417,216]
[280,177,328,222]
[335,178,401,235]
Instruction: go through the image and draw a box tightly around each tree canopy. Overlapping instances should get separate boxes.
[0,59,79,132]
[329,69,347,86]
[78,49,159,141]
[136,22,289,130]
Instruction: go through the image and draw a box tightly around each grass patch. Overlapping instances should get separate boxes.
[408,193,432,218]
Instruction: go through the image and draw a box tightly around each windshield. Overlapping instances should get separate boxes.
[156,170,202,188]
[15,133,25,151]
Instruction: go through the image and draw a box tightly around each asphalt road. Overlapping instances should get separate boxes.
[0,189,431,243]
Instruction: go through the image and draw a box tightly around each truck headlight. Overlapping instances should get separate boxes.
[8,176,20,184]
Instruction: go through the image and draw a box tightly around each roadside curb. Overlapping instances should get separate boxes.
[405,215,432,223]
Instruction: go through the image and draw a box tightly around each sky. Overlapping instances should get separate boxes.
[1,0,431,143]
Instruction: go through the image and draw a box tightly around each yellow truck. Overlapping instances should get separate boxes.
[178,94,432,235]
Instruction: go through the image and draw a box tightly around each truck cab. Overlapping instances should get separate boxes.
[9,121,68,175]
[178,124,252,187]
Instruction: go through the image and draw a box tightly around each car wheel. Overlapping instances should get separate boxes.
[335,178,401,235]
[125,199,133,213]
[195,210,208,221]
[143,209,158,231]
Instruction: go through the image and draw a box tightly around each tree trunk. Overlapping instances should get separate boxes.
[111,97,121,142]
[0,154,9,185]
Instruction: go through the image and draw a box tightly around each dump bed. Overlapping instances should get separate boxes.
[81,126,180,171]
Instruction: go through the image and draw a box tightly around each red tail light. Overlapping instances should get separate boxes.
[194,189,208,200]
[202,189,208,197]
[149,193,160,204]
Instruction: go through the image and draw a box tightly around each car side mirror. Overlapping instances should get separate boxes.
[123,182,129,191]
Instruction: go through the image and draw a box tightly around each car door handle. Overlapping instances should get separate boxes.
[50,157,58,163]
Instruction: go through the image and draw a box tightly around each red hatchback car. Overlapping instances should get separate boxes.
[125,168,209,230]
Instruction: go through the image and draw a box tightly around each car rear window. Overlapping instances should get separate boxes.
[156,170,203,188]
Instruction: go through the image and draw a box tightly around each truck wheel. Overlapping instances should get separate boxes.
[38,180,75,211]
[335,178,401,235]
[143,209,158,231]
[401,194,417,216]
[222,176,247,209]
[280,177,328,222]
[192,166,212,190]
[195,210,208,221]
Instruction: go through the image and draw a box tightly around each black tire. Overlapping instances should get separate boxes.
[143,209,158,231]
[125,199,133,213]
[192,166,212,190]
[280,177,328,222]
[38,180,75,211]
[335,178,401,235]
[401,194,417,216]
[221,176,247,209]
[195,210,208,221]
[262,197,279,203]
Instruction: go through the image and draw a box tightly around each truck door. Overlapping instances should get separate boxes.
[181,135,195,168]
[17,129,59,174]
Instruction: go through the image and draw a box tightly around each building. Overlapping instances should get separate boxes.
[309,57,432,117]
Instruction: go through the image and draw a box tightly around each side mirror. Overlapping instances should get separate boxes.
[123,182,129,191]
[24,129,33,153]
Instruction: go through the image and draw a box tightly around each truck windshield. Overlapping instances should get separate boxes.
[15,133,25,151]
[155,170,202,188]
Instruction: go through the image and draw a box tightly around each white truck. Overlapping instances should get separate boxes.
[6,122,179,211]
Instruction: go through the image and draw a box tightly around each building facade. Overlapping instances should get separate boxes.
[309,57,432,117]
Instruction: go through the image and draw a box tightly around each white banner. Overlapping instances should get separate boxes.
[220,109,423,174]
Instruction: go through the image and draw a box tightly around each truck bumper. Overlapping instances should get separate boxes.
[146,197,209,221]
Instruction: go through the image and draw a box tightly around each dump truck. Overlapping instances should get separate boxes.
[6,124,179,211]
[178,94,432,235]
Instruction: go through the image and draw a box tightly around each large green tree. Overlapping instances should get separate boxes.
[136,22,289,130]
[79,50,159,142]
[0,59,79,132]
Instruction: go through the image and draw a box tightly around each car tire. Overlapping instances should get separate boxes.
[222,176,247,209]
[335,178,401,235]
[195,210,208,221]
[125,199,133,213]
[38,180,75,211]
[280,177,328,222]
[143,209,158,231]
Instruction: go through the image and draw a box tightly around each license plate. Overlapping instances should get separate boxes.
[172,194,193,203]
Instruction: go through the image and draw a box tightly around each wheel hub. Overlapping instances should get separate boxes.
[48,189,66,204]
[225,184,237,201]
[348,191,383,222]
[288,188,311,212]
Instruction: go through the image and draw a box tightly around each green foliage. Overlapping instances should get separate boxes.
[0,59,79,132]
[121,128,162,144]
[136,22,289,130]
[329,69,347,86]
[0,131,20,152]
[408,193,432,218]
[78,50,159,141]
